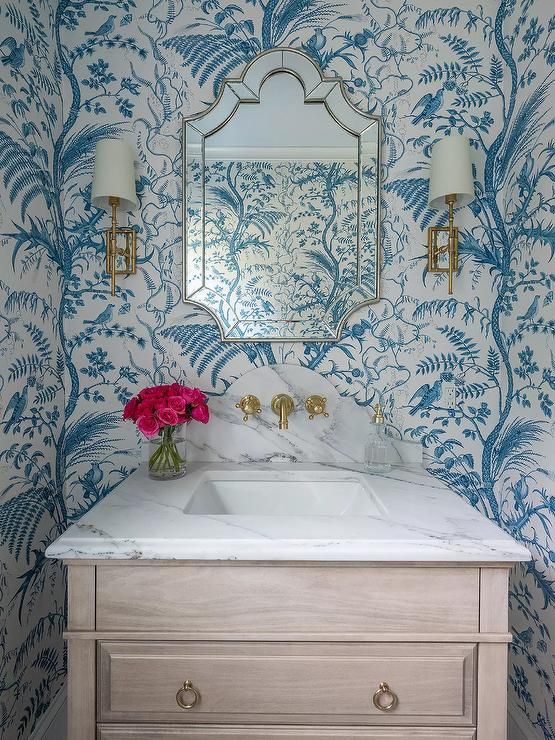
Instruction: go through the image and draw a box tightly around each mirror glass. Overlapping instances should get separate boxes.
[183,49,380,341]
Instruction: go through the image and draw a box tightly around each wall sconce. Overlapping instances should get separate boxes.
[91,139,138,296]
[427,134,475,294]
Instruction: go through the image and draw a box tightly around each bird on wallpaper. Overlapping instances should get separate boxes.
[517,295,540,322]
[0,37,25,71]
[83,304,115,327]
[85,15,116,37]
[411,89,444,125]
[79,463,104,501]
[407,379,443,416]
[512,475,530,513]
[2,382,29,432]
[517,154,534,198]
[306,27,327,53]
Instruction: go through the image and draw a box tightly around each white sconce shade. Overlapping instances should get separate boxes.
[91,139,138,211]
[428,134,475,210]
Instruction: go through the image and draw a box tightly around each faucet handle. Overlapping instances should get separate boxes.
[235,394,262,422]
[305,395,329,420]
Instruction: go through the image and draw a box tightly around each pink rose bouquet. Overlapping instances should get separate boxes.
[124,382,209,478]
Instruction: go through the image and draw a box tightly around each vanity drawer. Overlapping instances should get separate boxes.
[98,642,476,725]
[97,726,477,739]
[95,565,479,634]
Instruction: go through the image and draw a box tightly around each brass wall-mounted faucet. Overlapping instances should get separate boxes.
[271,394,295,430]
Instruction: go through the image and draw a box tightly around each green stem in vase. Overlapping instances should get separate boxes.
[148,425,184,474]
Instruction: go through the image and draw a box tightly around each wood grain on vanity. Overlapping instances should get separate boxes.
[95,564,479,633]
[65,562,510,740]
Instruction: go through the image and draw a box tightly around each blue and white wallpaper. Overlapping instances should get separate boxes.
[0,0,553,738]
[188,157,377,339]
[0,1,66,738]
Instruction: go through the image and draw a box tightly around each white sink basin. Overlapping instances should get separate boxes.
[184,470,381,517]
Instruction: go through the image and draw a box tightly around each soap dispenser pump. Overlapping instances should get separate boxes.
[365,402,393,474]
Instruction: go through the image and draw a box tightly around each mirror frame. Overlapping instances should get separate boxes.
[182,47,382,342]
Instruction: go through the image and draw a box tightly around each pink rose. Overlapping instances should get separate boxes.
[136,414,160,437]
[169,382,185,396]
[140,385,165,399]
[124,383,209,433]
[191,388,207,404]
[182,387,207,405]
[157,407,179,426]
[180,387,195,404]
[123,396,139,421]
[168,395,187,413]
[191,403,209,424]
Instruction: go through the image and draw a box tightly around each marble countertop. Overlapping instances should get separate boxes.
[46,462,530,563]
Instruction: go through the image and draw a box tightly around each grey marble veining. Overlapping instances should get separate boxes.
[46,461,530,563]
[47,365,528,564]
[184,364,422,465]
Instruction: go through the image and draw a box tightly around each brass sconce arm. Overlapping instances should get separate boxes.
[106,196,137,297]
[427,193,458,296]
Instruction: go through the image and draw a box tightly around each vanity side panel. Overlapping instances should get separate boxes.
[479,569,509,632]
[67,639,96,740]
[68,564,96,630]
[477,643,507,740]
[96,565,480,634]
[66,565,96,739]
[477,568,510,740]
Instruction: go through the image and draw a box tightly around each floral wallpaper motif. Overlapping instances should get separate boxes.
[0,0,553,738]
[187,158,377,338]
[0,1,66,738]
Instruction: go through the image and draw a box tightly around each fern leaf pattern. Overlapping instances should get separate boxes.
[0,0,553,738]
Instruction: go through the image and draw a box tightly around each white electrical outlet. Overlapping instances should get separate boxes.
[444,382,457,409]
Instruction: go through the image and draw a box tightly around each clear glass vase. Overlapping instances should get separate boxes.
[148,425,187,480]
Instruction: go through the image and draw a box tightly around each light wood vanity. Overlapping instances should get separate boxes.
[65,560,513,740]
[47,463,529,740]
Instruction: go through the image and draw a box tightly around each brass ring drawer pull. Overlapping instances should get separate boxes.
[372,682,398,712]
[176,680,201,710]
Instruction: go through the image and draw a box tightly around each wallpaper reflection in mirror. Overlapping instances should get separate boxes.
[183,51,380,341]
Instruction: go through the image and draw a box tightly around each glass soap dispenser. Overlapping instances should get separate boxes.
[365,403,393,474]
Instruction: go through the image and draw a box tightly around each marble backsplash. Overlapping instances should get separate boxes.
[149,365,422,466]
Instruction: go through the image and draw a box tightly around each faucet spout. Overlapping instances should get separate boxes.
[278,399,289,430]
[271,394,295,431]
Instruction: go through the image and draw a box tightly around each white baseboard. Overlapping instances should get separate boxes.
[509,701,543,740]
[29,687,66,740]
